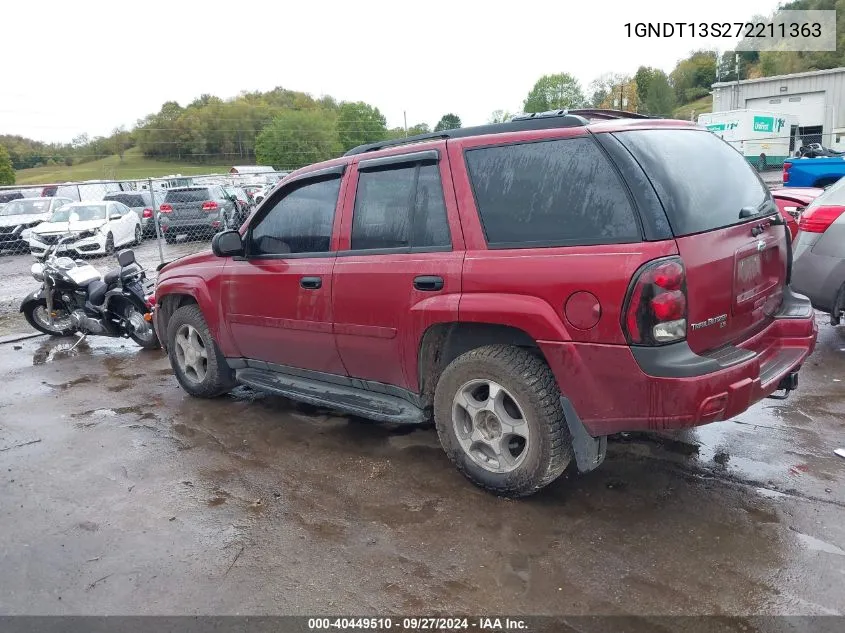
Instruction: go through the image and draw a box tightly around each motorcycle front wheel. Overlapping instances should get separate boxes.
[23,299,75,337]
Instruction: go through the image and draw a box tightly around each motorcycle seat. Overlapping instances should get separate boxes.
[87,280,108,306]
[103,269,120,286]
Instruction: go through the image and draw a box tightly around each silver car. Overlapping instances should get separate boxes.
[791,177,845,323]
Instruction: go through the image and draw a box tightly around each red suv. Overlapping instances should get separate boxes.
[154,110,818,497]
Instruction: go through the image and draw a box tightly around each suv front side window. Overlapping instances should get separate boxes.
[248,176,342,256]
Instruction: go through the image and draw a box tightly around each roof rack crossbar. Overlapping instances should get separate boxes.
[343,113,590,156]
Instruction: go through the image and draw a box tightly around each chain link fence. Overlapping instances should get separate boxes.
[0,171,288,325]
[0,170,288,259]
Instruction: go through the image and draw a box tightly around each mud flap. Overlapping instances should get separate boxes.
[561,397,607,473]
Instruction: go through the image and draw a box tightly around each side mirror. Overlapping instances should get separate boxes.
[110,212,122,220]
[212,230,244,257]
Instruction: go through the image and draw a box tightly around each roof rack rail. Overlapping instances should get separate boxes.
[566,108,654,120]
[343,112,590,156]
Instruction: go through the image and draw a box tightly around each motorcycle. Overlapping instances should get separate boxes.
[19,235,160,349]
[796,143,845,158]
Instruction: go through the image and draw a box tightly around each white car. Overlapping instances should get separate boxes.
[0,197,74,252]
[30,201,142,257]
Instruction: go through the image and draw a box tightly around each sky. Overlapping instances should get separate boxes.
[1,0,783,143]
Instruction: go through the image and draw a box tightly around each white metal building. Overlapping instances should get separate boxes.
[712,67,845,148]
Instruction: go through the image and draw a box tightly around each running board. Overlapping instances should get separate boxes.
[236,368,426,425]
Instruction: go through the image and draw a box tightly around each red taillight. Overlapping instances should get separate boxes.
[623,257,688,345]
[142,208,153,219]
[798,205,845,233]
[202,201,218,211]
[783,162,791,184]
[159,204,172,213]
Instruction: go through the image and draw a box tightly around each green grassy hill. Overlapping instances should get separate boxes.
[14,148,231,185]
[672,94,712,122]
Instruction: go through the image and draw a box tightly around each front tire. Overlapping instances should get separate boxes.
[166,304,236,397]
[105,233,115,255]
[434,345,572,497]
[22,298,75,337]
[134,225,143,246]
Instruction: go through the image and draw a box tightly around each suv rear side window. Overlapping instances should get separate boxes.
[464,137,640,248]
[614,129,769,236]
[351,163,450,251]
[249,176,341,256]
[164,188,210,204]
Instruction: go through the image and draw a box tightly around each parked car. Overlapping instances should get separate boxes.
[30,201,142,257]
[0,197,74,252]
[103,190,165,238]
[222,186,253,225]
[783,157,845,188]
[41,181,127,201]
[791,177,845,323]
[154,111,817,497]
[158,186,236,244]
[0,191,24,204]
[770,187,823,240]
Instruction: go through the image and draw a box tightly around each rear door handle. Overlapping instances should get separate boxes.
[300,276,322,290]
[413,275,444,291]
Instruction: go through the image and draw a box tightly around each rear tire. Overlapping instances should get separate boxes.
[134,225,142,246]
[105,233,114,255]
[166,304,236,397]
[164,232,177,244]
[434,344,573,497]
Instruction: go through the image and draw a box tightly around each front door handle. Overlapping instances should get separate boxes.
[413,275,444,291]
[300,276,322,290]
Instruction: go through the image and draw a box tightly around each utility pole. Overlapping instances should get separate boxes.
[404,111,408,137]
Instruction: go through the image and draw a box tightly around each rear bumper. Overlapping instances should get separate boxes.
[539,289,818,437]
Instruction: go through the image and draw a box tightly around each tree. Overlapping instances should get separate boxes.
[523,73,585,112]
[641,70,676,117]
[489,110,513,124]
[634,66,657,106]
[589,73,637,111]
[336,101,387,152]
[255,110,341,170]
[0,144,14,185]
[434,114,462,132]
[670,50,718,103]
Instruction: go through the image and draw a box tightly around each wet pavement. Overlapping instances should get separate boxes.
[0,315,843,617]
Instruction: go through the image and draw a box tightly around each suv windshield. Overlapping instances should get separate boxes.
[614,129,770,236]
[105,193,146,207]
[164,188,211,203]
[0,199,53,216]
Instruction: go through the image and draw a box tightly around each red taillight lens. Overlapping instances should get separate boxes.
[798,205,845,233]
[159,204,172,213]
[623,257,688,345]
[142,208,153,219]
[783,162,791,184]
[202,201,219,211]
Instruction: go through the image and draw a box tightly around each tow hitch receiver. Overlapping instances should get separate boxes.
[768,370,799,400]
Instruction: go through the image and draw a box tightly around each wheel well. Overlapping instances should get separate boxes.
[417,322,545,406]
[157,294,197,338]
[813,177,839,188]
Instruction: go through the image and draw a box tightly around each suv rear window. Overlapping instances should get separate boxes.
[614,129,769,237]
[164,188,211,203]
[105,193,146,207]
[464,137,640,248]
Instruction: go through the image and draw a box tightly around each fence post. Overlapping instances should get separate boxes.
[150,178,164,265]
